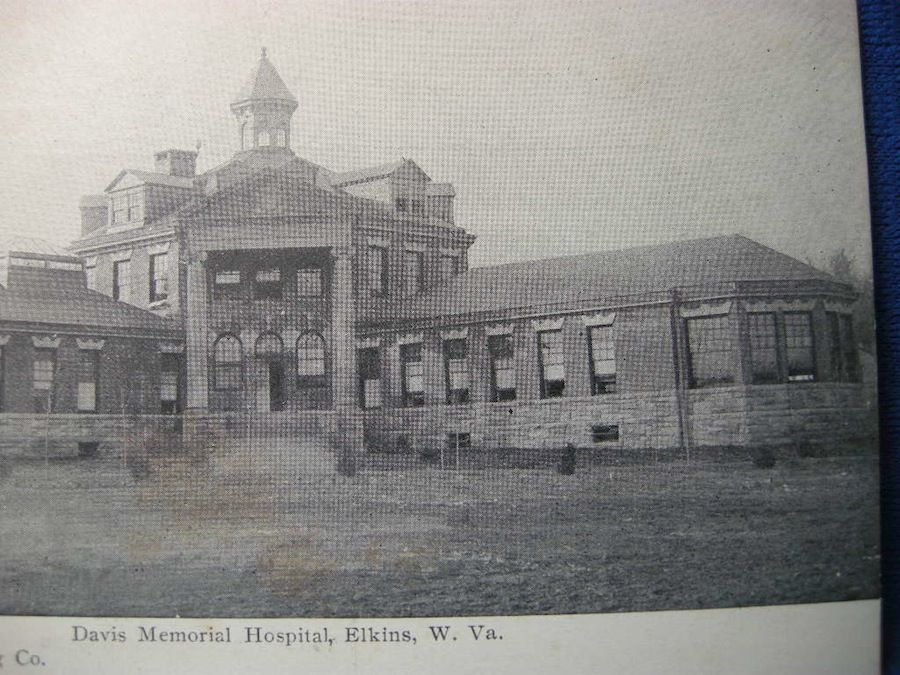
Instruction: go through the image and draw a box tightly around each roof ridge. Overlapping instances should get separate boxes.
[467,234,744,273]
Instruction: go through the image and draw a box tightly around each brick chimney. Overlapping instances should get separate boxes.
[79,194,108,237]
[154,149,197,178]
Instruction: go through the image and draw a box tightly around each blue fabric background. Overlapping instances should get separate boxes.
[857,0,899,670]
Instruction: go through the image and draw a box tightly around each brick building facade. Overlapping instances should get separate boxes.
[3,49,870,460]
[0,238,183,456]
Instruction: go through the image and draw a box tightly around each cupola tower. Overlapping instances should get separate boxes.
[230,48,298,153]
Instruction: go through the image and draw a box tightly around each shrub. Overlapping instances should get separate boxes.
[751,447,777,469]
[418,445,439,463]
[337,450,356,477]
[558,444,577,475]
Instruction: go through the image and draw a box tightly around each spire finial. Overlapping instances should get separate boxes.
[261,46,267,59]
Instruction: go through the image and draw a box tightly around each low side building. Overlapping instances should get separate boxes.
[0,237,184,458]
[357,235,872,453]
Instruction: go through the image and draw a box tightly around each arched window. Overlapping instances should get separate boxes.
[258,129,270,147]
[255,332,283,360]
[241,123,253,150]
[296,332,326,386]
[213,334,242,390]
[274,129,286,147]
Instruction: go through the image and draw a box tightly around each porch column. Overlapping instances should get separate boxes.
[733,297,751,386]
[185,251,209,411]
[331,245,362,467]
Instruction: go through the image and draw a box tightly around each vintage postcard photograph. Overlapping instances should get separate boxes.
[0,0,879,628]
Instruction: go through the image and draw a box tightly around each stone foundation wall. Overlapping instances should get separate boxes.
[363,391,682,453]
[0,413,181,459]
[365,383,876,453]
[687,383,877,448]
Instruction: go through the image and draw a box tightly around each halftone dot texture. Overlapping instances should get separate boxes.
[0,0,881,619]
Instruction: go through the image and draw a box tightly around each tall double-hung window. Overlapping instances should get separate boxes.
[588,325,616,394]
[686,314,735,388]
[367,246,388,297]
[358,347,382,409]
[149,252,168,302]
[827,311,860,383]
[538,329,565,398]
[112,259,130,302]
[444,338,470,404]
[784,312,816,382]
[487,334,516,401]
[77,349,100,413]
[748,313,779,384]
[213,335,242,390]
[403,249,424,296]
[400,343,425,407]
[33,348,56,412]
[296,332,327,387]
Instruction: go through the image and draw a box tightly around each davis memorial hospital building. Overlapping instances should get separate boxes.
[0,51,874,460]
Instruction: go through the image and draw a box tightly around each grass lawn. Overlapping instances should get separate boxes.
[0,439,880,617]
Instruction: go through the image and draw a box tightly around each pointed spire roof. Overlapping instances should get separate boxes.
[232,47,297,105]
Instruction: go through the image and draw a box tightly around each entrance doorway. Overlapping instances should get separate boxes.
[254,332,286,413]
[268,361,285,412]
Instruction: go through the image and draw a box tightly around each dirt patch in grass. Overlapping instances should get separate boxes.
[0,443,879,617]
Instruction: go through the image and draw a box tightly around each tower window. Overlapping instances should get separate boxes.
[258,130,270,147]
[274,129,286,147]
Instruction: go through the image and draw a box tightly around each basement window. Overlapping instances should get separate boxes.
[591,424,620,443]
[446,432,471,451]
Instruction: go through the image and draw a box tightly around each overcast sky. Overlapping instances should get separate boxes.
[0,0,872,271]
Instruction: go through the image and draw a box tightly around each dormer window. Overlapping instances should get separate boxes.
[110,191,143,226]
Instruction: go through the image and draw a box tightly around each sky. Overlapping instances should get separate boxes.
[0,0,872,271]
